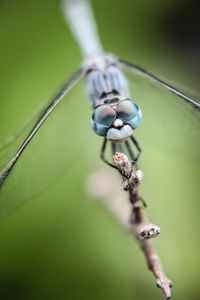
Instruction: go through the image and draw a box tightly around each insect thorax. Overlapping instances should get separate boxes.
[84,55,130,109]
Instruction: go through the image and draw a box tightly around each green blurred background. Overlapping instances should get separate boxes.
[0,0,200,299]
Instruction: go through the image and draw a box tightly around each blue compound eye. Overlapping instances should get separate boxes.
[116,100,138,121]
[93,104,116,126]
[90,104,116,136]
[116,100,142,129]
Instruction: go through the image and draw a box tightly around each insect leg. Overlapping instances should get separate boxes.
[130,136,142,164]
[111,142,117,156]
[125,140,135,161]
[125,139,138,170]
[100,138,117,169]
[139,196,147,208]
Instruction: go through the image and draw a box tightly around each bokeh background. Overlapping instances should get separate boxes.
[0,0,200,299]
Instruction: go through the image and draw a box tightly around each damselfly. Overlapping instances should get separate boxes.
[0,0,200,217]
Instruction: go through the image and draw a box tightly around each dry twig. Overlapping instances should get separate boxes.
[113,152,172,299]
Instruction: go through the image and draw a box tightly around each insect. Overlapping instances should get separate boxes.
[0,0,199,211]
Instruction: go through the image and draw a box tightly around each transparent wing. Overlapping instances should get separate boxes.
[0,73,98,220]
[0,68,84,187]
[118,59,200,111]
[118,59,200,161]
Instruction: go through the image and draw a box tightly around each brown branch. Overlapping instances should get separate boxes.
[112,152,172,299]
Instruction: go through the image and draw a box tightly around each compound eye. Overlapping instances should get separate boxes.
[93,104,116,127]
[116,100,139,122]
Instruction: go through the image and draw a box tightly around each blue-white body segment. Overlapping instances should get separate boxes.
[85,56,142,138]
